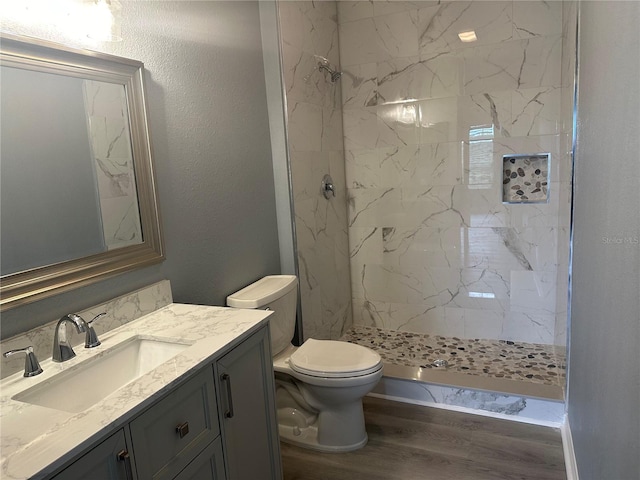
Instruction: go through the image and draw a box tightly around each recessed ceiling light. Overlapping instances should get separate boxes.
[458,30,478,43]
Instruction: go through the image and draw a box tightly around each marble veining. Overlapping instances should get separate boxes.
[0,302,271,480]
[84,80,142,250]
[371,377,565,425]
[491,227,534,270]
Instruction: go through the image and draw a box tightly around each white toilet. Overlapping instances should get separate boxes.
[227,275,383,452]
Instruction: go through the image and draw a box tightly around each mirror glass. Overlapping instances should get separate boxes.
[0,34,164,310]
[1,68,143,275]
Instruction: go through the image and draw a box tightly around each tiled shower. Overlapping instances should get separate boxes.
[276,0,576,392]
[278,1,352,341]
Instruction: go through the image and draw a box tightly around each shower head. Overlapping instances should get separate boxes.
[316,56,342,83]
[319,63,343,82]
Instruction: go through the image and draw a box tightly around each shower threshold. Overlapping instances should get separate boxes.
[342,325,565,401]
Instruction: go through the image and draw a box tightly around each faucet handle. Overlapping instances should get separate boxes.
[88,312,107,325]
[85,312,106,348]
[3,346,43,377]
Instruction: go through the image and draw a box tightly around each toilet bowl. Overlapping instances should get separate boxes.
[227,275,383,452]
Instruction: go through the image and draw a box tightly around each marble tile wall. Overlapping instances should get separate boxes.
[277,1,353,340]
[338,1,576,346]
[1,280,173,379]
[372,377,565,426]
[84,80,142,250]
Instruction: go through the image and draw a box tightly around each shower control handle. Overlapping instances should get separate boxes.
[322,174,336,200]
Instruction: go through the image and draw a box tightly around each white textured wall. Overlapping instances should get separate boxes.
[338,1,574,346]
[569,1,640,478]
[1,1,281,338]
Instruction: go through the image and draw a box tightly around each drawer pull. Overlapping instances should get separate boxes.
[221,373,235,419]
[176,421,190,438]
[117,449,134,480]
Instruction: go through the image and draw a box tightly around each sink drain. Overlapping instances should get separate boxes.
[432,359,449,368]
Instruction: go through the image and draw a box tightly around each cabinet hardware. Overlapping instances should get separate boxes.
[116,449,133,480]
[221,373,235,418]
[176,421,190,439]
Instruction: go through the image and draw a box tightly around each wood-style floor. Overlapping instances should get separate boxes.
[281,396,566,480]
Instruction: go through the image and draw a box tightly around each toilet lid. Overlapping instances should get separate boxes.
[289,339,382,378]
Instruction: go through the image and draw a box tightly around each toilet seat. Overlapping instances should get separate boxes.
[289,339,382,378]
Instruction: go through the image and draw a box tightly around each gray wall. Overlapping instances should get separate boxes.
[1,1,281,339]
[569,2,640,479]
[1,68,104,275]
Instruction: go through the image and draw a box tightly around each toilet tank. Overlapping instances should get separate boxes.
[226,275,298,357]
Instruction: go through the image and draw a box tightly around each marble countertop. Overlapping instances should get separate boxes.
[0,303,271,480]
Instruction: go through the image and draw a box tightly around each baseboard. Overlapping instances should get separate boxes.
[561,417,580,480]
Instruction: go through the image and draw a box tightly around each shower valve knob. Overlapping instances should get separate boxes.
[322,174,336,199]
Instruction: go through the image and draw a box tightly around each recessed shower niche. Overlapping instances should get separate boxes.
[502,154,551,204]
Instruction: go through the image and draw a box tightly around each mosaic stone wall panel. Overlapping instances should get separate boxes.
[502,154,550,203]
[338,0,576,346]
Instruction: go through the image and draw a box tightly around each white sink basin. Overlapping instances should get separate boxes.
[13,337,190,413]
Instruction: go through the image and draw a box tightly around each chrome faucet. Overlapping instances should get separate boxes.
[3,346,43,377]
[52,313,106,361]
[52,313,88,362]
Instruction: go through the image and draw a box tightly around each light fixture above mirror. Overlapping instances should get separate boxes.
[2,0,123,42]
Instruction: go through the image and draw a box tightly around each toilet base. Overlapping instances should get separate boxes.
[275,378,373,453]
[278,423,368,453]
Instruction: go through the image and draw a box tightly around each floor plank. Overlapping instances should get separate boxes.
[281,396,566,480]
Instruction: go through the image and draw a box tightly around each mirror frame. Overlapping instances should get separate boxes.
[0,34,165,311]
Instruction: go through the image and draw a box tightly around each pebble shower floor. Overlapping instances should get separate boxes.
[342,325,566,389]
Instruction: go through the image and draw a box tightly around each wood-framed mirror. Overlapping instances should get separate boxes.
[0,33,164,311]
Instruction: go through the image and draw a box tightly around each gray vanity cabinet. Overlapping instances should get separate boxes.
[214,326,282,480]
[51,429,135,480]
[48,325,280,480]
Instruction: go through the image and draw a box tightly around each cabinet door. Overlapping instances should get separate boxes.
[129,368,219,480]
[52,429,135,480]
[174,438,226,480]
[215,325,282,480]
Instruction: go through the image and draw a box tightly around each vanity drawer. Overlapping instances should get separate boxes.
[129,368,219,480]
